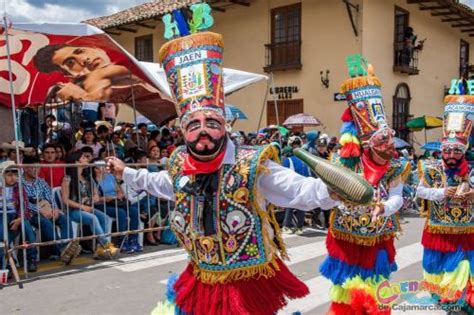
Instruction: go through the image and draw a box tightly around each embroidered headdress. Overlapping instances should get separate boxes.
[338,54,390,167]
[441,92,474,152]
[158,3,225,126]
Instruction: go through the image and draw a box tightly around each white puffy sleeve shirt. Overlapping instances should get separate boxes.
[416,180,445,201]
[122,159,339,211]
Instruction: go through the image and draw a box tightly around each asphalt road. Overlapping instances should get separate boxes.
[0,214,446,315]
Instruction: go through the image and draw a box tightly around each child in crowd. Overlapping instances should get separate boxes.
[0,161,38,272]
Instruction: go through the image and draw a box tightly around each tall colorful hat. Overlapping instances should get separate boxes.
[338,54,389,167]
[158,3,224,125]
[442,81,474,151]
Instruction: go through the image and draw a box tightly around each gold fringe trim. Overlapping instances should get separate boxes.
[444,94,474,104]
[329,211,396,246]
[258,206,289,260]
[426,224,474,234]
[252,144,287,261]
[340,76,382,94]
[419,200,430,218]
[399,162,412,183]
[193,257,280,285]
[159,32,224,63]
[330,228,395,246]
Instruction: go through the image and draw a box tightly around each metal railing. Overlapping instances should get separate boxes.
[0,162,174,286]
[393,42,420,75]
[264,41,302,72]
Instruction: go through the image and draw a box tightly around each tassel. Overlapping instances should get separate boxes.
[422,247,466,274]
[192,257,279,284]
[340,122,358,136]
[320,256,397,285]
[340,76,382,94]
[350,289,391,315]
[174,259,309,315]
[330,225,395,247]
[466,282,474,307]
[339,157,359,169]
[341,108,354,122]
[326,228,396,269]
[422,230,474,252]
[327,302,355,315]
[426,224,474,235]
[166,274,179,302]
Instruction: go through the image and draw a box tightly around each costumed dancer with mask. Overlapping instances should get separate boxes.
[106,5,375,315]
[319,55,411,315]
[416,85,474,313]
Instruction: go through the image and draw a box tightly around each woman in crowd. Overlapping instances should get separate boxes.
[147,130,162,152]
[55,144,66,162]
[61,152,119,259]
[74,128,103,158]
[91,159,141,253]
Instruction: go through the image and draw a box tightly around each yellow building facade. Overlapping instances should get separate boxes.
[87,0,474,148]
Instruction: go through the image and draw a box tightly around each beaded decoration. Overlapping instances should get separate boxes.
[328,156,409,246]
[167,144,284,284]
[418,159,473,234]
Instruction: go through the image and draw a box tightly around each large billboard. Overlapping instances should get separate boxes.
[0,24,176,125]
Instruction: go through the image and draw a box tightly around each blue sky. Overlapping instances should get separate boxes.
[1,0,149,23]
[1,0,473,24]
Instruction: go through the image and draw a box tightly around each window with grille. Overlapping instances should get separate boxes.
[264,3,302,72]
[460,40,470,79]
[393,7,419,75]
[392,83,411,142]
[135,35,153,62]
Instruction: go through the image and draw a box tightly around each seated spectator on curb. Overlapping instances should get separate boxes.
[119,180,159,246]
[22,156,81,264]
[61,152,118,260]
[91,160,141,253]
[38,143,65,188]
[0,161,37,272]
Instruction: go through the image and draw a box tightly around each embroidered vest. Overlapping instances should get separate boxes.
[329,156,410,246]
[167,144,285,284]
[418,160,473,234]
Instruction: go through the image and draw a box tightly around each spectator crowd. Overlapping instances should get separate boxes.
[0,103,451,279]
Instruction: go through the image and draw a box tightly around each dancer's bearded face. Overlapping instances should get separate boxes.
[441,146,464,168]
[183,111,227,161]
[369,128,396,162]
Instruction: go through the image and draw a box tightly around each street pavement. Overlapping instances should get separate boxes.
[1,214,446,315]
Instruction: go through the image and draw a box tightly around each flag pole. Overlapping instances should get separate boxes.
[3,15,29,278]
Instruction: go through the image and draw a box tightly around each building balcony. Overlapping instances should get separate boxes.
[264,41,302,73]
[393,43,420,75]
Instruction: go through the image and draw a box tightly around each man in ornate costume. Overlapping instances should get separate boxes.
[416,86,474,313]
[106,4,355,314]
[319,55,410,315]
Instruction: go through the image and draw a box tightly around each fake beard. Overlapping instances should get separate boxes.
[443,156,463,168]
[371,144,395,162]
[186,133,226,160]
